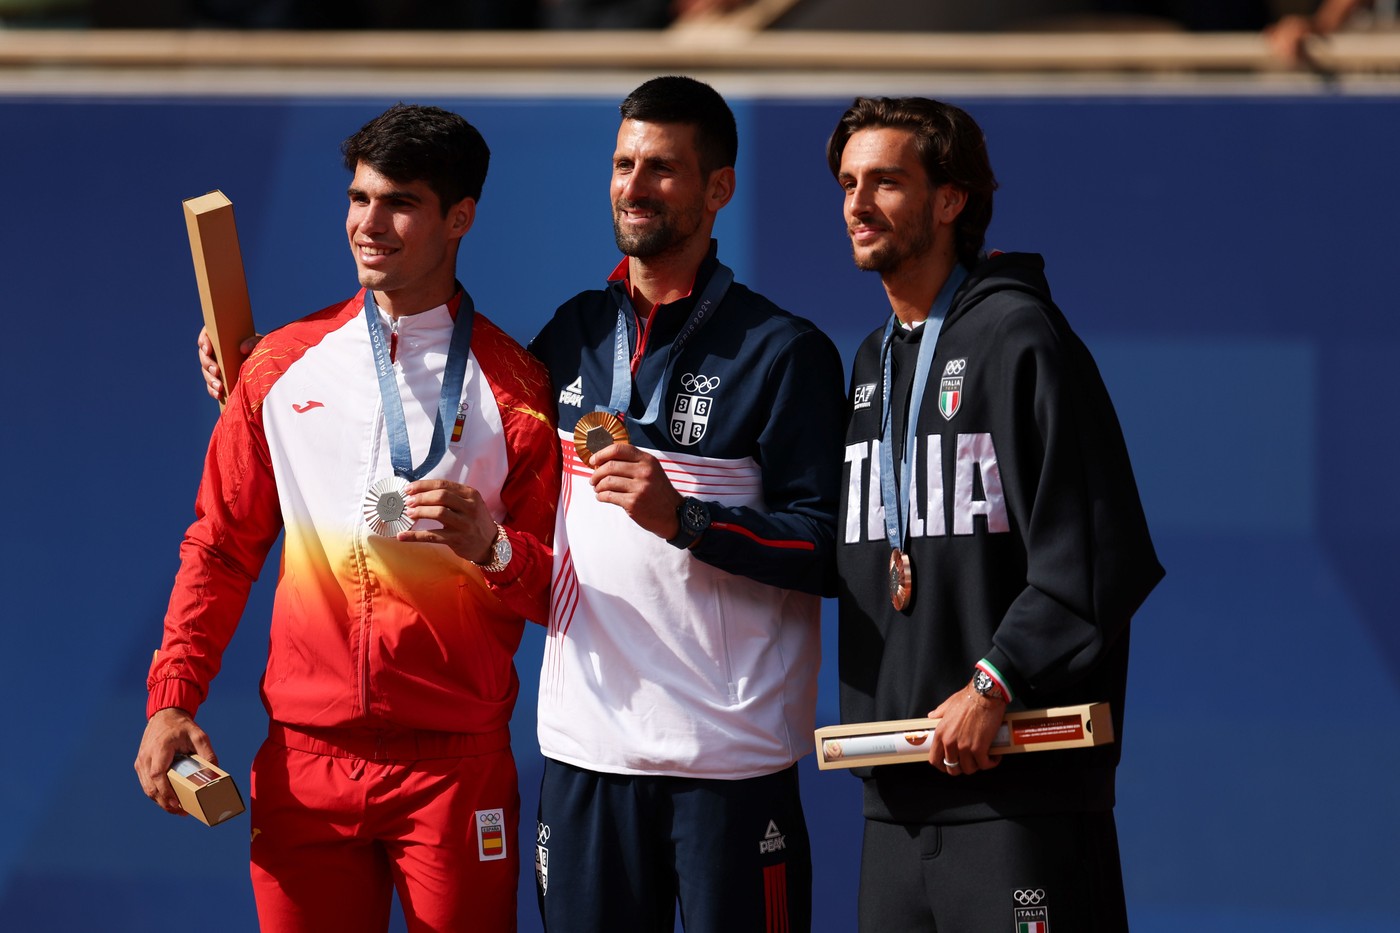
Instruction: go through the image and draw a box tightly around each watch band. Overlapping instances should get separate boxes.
[667,496,711,550]
[973,660,1011,702]
[473,523,512,573]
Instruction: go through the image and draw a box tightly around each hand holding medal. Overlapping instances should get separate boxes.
[389,478,502,568]
[573,411,630,467]
[568,263,731,538]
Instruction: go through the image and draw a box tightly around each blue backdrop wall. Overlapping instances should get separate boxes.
[1,84,1396,932]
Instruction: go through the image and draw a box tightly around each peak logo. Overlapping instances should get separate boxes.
[758,819,786,854]
[559,377,583,408]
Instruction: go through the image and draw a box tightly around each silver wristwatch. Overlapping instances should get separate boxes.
[972,667,1004,701]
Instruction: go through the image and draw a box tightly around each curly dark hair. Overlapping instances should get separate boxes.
[342,103,490,214]
[827,97,998,269]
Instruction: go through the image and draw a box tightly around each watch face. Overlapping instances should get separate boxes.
[479,527,512,572]
[682,499,710,534]
[973,669,993,695]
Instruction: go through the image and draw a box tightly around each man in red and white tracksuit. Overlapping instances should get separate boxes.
[135,104,559,933]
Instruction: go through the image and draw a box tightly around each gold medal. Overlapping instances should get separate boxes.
[573,411,629,466]
[889,547,912,611]
[363,476,413,537]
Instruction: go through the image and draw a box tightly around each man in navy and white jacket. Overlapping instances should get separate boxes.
[527,76,845,933]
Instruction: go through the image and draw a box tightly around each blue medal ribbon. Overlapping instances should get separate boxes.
[878,265,967,553]
[364,285,475,481]
[601,261,734,425]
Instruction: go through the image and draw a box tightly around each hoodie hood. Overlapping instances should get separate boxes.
[945,251,1053,330]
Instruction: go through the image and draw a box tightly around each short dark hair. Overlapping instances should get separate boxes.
[619,76,738,176]
[341,103,490,214]
[827,97,998,269]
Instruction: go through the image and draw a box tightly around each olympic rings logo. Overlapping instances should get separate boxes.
[479,811,501,826]
[680,373,721,394]
[537,823,551,844]
[1014,889,1045,906]
[943,358,967,376]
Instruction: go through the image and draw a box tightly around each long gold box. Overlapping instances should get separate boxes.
[183,189,255,410]
[814,702,1113,770]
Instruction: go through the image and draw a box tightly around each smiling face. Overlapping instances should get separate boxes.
[345,161,474,317]
[610,119,720,261]
[837,126,944,277]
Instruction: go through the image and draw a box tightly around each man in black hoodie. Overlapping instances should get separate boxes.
[828,96,1164,932]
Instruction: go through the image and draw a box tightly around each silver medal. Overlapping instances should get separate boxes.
[364,476,413,536]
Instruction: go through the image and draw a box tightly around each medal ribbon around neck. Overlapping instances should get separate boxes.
[878,264,968,556]
[601,261,734,425]
[364,285,475,482]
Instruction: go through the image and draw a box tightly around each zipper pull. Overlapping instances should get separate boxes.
[389,318,399,364]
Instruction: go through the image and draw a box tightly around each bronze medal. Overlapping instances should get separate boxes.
[573,411,629,466]
[889,547,912,611]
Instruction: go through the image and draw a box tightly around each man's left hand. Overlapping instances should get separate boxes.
[928,681,1007,776]
[399,479,498,564]
[588,444,682,540]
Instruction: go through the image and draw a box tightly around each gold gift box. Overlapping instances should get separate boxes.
[814,702,1113,770]
[167,754,246,827]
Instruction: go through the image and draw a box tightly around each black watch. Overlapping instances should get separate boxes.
[668,496,711,550]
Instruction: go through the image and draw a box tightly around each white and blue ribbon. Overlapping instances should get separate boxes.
[878,265,967,553]
[364,285,475,481]
[602,262,733,425]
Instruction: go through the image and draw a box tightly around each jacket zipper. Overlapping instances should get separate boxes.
[630,304,654,374]
[633,300,733,699]
[357,316,396,718]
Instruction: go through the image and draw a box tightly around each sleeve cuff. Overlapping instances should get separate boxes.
[146,676,204,721]
[976,656,1016,703]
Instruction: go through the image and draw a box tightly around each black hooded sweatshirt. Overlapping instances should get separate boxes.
[837,251,1164,824]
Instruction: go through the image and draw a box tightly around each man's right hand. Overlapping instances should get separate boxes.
[198,327,263,400]
[134,707,217,815]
